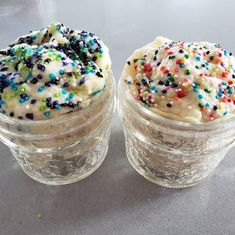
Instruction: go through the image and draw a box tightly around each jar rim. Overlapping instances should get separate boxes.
[119,78,235,130]
[0,70,115,126]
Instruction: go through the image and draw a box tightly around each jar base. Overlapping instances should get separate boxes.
[14,145,109,186]
[126,152,212,189]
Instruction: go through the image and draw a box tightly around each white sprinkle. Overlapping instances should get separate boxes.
[188,106,192,109]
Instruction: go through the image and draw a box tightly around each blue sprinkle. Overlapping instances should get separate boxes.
[0,99,5,105]
[205,103,210,107]
[222,82,227,86]
[19,98,26,103]
[61,89,67,95]
[228,89,233,94]
[71,62,77,67]
[198,94,203,99]
[55,104,62,110]
[68,93,74,100]
[224,50,228,56]
[193,87,199,92]
[37,86,45,93]
[89,40,95,46]
[196,56,201,61]
[43,111,50,117]
[49,73,56,80]
[59,69,64,76]
[127,80,132,85]
[79,77,86,85]
[179,64,185,68]
[224,111,228,115]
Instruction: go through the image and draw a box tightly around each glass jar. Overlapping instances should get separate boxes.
[0,72,115,185]
[118,78,235,188]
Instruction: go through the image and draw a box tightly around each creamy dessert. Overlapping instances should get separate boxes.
[122,36,235,124]
[119,37,235,188]
[0,22,115,185]
[0,22,111,120]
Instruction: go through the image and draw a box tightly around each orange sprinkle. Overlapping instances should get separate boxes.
[160,66,166,72]
[221,71,228,78]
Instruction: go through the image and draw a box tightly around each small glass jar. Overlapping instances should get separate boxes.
[118,78,235,188]
[0,72,115,185]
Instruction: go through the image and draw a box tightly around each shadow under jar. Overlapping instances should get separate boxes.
[0,72,115,185]
[118,79,235,188]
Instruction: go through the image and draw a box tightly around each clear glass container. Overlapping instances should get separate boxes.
[118,78,235,188]
[0,72,115,185]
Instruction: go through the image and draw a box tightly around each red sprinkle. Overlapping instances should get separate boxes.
[143,63,153,76]
[177,90,187,98]
[221,71,228,78]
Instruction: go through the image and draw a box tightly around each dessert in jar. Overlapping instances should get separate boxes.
[0,22,115,185]
[118,36,235,188]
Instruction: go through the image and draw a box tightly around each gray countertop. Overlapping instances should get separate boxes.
[0,0,235,234]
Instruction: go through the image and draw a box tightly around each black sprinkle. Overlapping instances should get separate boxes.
[30,99,37,104]
[37,64,46,72]
[96,72,103,78]
[127,61,131,65]
[37,74,43,79]
[179,49,184,53]
[63,82,69,87]
[157,61,161,67]
[26,113,34,120]
[31,78,38,84]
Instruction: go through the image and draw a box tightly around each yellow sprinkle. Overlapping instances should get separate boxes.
[39,106,46,112]
[53,93,60,98]
[218,104,222,110]
[20,87,26,92]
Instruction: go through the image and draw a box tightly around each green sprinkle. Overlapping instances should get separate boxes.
[39,106,46,112]
[210,56,214,61]
[204,88,211,93]
[37,213,43,219]
[184,54,189,59]
[198,103,203,108]
[185,69,190,75]
[169,55,176,60]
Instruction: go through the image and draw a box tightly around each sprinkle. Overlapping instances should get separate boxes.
[49,73,56,80]
[166,103,172,107]
[26,113,34,120]
[63,82,69,87]
[185,69,190,75]
[37,86,45,93]
[37,64,45,72]
[43,111,50,117]
[59,69,64,75]
[209,55,214,61]
[30,99,37,104]
[198,94,203,99]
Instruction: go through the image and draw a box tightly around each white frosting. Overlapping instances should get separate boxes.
[123,37,235,124]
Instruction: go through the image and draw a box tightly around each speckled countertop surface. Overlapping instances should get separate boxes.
[0,0,234,234]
